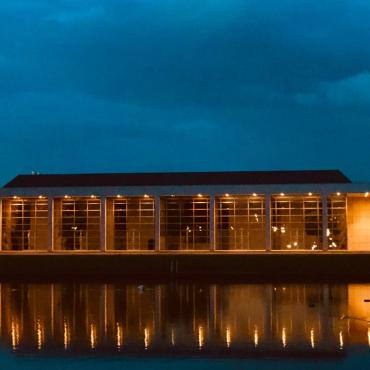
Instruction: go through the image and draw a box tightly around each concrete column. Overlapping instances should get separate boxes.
[47,197,54,252]
[0,199,2,251]
[154,195,161,251]
[265,194,272,251]
[322,194,329,251]
[100,197,107,252]
[210,194,216,252]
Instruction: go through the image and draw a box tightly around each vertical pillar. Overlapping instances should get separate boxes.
[0,199,2,251]
[322,194,328,251]
[47,197,54,252]
[210,194,216,252]
[154,195,161,251]
[100,197,107,252]
[265,194,272,251]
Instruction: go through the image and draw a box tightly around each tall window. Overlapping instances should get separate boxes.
[328,195,347,250]
[160,196,210,250]
[271,195,322,250]
[216,195,265,250]
[54,197,100,250]
[106,197,155,250]
[1,198,48,251]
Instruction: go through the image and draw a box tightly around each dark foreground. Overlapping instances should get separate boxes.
[0,252,370,280]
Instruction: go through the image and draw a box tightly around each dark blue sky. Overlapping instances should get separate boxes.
[0,0,369,183]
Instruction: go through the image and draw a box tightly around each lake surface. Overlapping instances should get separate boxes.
[2,281,370,369]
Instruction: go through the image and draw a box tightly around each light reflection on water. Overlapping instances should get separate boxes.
[2,282,370,365]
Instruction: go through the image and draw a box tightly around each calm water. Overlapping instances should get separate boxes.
[2,281,370,369]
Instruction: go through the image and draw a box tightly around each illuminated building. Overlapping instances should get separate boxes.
[0,170,369,252]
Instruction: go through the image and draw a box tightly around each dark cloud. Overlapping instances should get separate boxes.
[0,0,369,183]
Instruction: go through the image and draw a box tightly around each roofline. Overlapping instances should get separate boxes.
[2,169,352,189]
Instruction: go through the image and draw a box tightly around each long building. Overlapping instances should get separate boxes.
[0,169,369,253]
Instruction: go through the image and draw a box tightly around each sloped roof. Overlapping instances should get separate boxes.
[3,170,351,188]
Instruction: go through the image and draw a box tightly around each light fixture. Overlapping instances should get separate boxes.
[143,194,150,198]
[225,193,230,197]
[365,192,369,198]
[38,195,45,199]
[280,193,285,196]
[13,195,19,199]
[90,195,96,198]
[308,192,313,196]
[252,193,257,197]
[170,194,175,197]
[197,193,203,197]
[336,192,341,196]
[117,194,122,198]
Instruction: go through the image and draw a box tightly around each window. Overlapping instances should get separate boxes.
[216,195,265,250]
[106,197,155,250]
[161,196,210,250]
[54,198,100,250]
[1,198,48,250]
[271,195,322,250]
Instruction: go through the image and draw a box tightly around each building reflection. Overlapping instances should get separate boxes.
[1,282,370,355]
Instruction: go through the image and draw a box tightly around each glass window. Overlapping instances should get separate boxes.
[327,195,347,250]
[106,197,155,250]
[54,198,100,250]
[1,198,48,251]
[160,196,210,250]
[216,195,265,250]
[272,195,322,250]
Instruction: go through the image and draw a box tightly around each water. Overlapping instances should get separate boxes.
[2,281,370,369]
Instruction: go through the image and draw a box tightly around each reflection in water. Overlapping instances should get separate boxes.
[1,282,370,356]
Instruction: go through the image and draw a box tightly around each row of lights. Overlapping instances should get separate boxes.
[9,192,370,200]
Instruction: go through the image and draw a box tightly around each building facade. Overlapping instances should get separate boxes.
[0,170,369,252]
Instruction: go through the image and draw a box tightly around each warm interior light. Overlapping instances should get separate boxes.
[336,192,341,196]
[308,192,313,196]
[365,192,369,198]
[117,194,122,198]
[38,195,45,199]
[280,193,285,196]
[13,196,19,199]
[143,194,150,198]
[252,193,257,197]
[64,195,70,199]
[197,193,203,197]
[90,195,96,198]
[225,193,230,197]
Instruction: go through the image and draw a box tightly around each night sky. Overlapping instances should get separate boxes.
[1,0,369,184]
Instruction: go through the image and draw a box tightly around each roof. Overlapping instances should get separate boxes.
[3,170,351,188]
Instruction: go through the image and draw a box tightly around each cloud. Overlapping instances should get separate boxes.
[325,72,370,105]
[0,0,369,181]
[295,72,370,107]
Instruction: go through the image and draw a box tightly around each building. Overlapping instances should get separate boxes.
[0,169,369,253]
